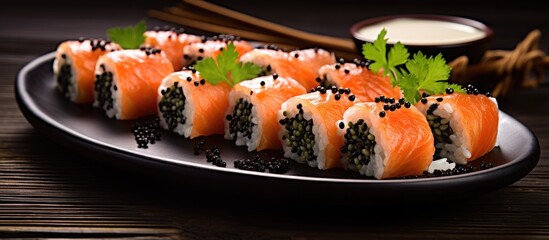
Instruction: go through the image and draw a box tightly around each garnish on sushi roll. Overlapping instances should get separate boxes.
[362,28,499,166]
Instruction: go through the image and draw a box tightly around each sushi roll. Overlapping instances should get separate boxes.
[277,87,356,169]
[414,87,499,164]
[53,38,121,103]
[239,46,336,90]
[317,60,403,102]
[93,47,174,120]
[182,34,254,66]
[224,74,307,151]
[144,27,202,71]
[337,99,435,179]
[157,68,231,139]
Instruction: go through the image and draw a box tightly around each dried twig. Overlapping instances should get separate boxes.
[449,29,549,97]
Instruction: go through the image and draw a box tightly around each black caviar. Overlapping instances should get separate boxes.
[315,75,333,89]
[94,64,114,111]
[131,117,161,149]
[340,119,376,169]
[56,63,72,99]
[89,39,112,52]
[227,98,255,139]
[205,146,226,167]
[464,84,480,95]
[139,46,162,56]
[234,155,291,174]
[257,65,273,77]
[256,44,283,51]
[187,34,241,65]
[426,110,454,157]
[158,81,187,131]
[193,139,205,155]
[401,161,491,179]
[352,58,371,69]
[315,59,371,90]
[279,106,316,163]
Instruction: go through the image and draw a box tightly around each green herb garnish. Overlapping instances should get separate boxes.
[362,28,408,86]
[194,42,261,86]
[362,28,465,104]
[107,20,146,49]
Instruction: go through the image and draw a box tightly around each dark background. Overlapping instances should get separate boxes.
[1,0,547,55]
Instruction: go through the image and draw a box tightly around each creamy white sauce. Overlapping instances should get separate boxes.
[357,18,486,45]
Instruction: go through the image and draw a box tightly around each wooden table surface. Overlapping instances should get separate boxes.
[1,1,548,239]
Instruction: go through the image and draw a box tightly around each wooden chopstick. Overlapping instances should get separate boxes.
[181,0,356,53]
[148,9,361,60]
[166,5,266,34]
[148,9,301,46]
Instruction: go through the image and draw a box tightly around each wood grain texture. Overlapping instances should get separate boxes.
[0,1,548,239]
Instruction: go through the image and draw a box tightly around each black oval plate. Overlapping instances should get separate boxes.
[15,52,541,204]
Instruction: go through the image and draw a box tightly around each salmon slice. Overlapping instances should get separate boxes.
[318,62,403,102]
[144,29,202,71]
[224,75,307,151]
[158,70,231,139]
[53,39,121,103]
[94,48,174,120]
[414,92,499,164]
[240,47,336,90]
[338,101,435,179]
[183,34,254,66]
[277,88,357,169]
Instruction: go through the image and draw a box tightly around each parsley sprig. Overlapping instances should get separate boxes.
[194,42,261,86]
[106,20,146,49]
[362,28,464,104]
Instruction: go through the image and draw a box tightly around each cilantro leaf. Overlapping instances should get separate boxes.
[194,42,261,86]
[419,53,452,93]
[194,57,227,85]
[399,52,452,104]
[107,20,146,49]
[398,72,421,103]
[230,62,262,84]
[362,28,409,85]
[361,29,466,104]
[362,29,388,73]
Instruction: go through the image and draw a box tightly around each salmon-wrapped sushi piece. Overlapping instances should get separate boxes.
[277,87,356,169]
[224,74,307,151]
[337,99,435,179]
[183,34,254,66]
[157,68,231,139]
[239,47,336,90]
[93,47,174,120]
[144,27,202,71]
[317,60,403,102]
[414,87,499,164]
[53,39,121,103]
